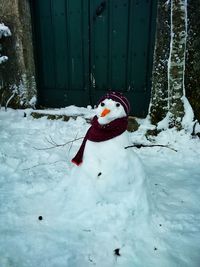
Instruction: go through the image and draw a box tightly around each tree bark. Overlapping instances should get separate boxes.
[168,0,187,128]
[150,1,171,125]
[185,0,200,122]
[150,0,189,129]
[0,0,36,108]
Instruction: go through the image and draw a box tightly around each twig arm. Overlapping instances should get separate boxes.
[33,137,84,150]
[124,144,177,152]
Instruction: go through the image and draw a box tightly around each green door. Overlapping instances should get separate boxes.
[31,0,157,117]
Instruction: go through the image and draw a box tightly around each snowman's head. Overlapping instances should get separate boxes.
[96,92,130,125]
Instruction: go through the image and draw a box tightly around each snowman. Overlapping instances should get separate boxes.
[66,92,150,265]
[70,91,148,213]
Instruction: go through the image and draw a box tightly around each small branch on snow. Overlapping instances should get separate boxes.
[125,144,177,152]
[45,136,58,146]
[23,160,66,171]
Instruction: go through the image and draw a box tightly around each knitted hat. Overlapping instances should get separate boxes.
[98,91,131,115]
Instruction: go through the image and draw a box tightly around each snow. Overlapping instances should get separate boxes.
[0,55,8,64]
[181,96,194,132]
[28,96,37,108]
[0,108,200,267]
[27,105,96,119]
[0,23,11,38]
[0,23,11,65]
[157,112,171,131]
[194,122,200,134]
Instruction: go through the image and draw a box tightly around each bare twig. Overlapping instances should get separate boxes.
[125,144,177,152]
[33,137,84,150]
[45,136,56,146]
[68,132,79,155]
[49,135,57,146]
[23,160,66,171]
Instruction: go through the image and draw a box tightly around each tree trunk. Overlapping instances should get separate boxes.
[150,1,171,125]
[150,0,188,129]
[168,0,187,128]
[185,0,200,122]
[0,0,36,108]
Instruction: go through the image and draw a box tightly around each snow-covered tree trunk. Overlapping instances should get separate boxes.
[0,23,11,107]
[168,0,187,128]
[150,1,171,125]
[0,0,36,108]
[150,0,189,130]
[185,0,200,123]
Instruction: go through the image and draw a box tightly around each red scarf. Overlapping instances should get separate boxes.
[71,115,128,166]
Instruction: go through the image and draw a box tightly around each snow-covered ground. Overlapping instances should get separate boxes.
[0,108,200,267]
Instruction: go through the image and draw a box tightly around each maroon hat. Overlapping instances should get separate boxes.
[98,91,131,115]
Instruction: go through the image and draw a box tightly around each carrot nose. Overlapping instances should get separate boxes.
[100,108,111,117]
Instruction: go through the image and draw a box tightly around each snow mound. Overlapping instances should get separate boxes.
[0,23,11,38]
[0,108,200,267]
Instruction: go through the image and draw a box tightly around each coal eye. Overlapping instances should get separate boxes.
[100,102,105,107]
[116,103,120,107]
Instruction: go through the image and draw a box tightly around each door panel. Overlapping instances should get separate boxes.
[31,0,157,116]
[90,0,109,91]
[90,0,157,116]
[111,0,129,90]
[32,0,90,107]
[130,0,152,92]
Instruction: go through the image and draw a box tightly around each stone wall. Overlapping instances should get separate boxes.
[0,0,36,108]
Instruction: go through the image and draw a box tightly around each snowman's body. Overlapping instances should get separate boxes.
[68,95,150,265]
[71,97,149,213]
[82,131,129,179]
[77,130,148,213]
